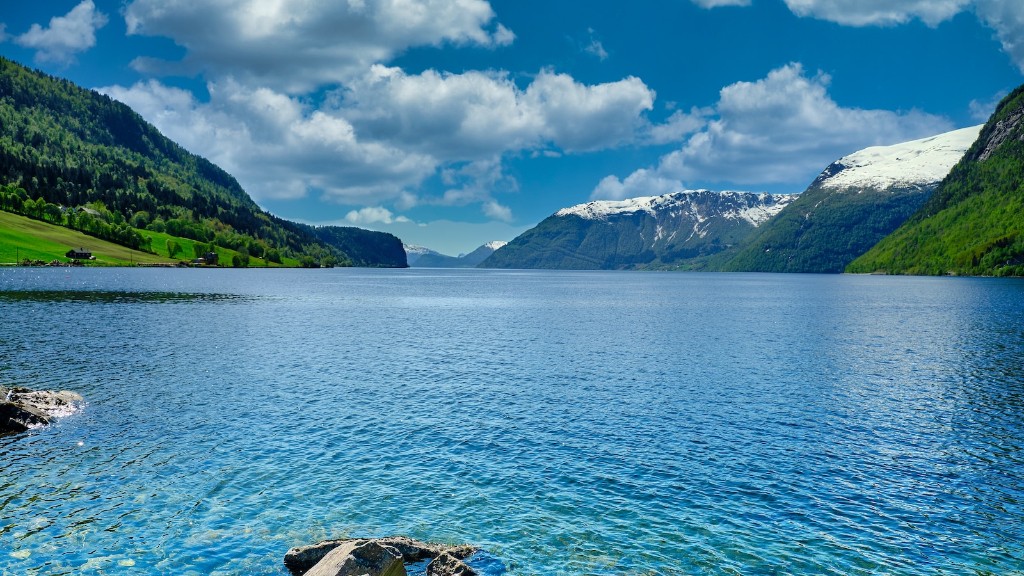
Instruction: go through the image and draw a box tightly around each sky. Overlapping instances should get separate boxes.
[0,1,1022,255]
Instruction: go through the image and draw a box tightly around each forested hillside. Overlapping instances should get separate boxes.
[0,56,404,266]
[849,86,1024,276]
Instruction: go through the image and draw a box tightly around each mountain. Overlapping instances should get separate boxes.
[313,227,407,267]
[480,190,795,270]
[0,56,400,267]
[719,125,982,273]
[848,86,1024,276]
[408,241,507,267]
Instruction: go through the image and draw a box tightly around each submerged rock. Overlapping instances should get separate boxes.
[285,536,478,576]
[304,540,406,576]
[0,387,84,436]
[427,551,477,576]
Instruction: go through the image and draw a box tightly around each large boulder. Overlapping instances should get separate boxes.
[285,537,477,576]
[0,387,84,436]
[304,540,406,576]
[427,551,477,576]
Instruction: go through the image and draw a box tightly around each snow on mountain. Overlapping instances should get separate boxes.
[483,240,508,251]
[816,125,982,191]
[555,190,795,227]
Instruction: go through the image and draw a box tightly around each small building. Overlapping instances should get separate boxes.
[66,248,92,259]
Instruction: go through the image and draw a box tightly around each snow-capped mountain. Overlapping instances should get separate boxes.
[407,241,508,267]
[403,244,441,266]
[723,125,982,273]
[482,190,796,270]
[813,125,983,192]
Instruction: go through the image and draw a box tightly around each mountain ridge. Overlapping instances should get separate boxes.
[481,190,795,270]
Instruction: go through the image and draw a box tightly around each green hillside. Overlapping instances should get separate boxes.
[719,184,930,273]
[848,87,1024,276]
[0,56,405,268]
[0,210,295,267]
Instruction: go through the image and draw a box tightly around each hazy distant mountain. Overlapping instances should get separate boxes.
[406,241,508,267]
[850,86,1024,276]
[720,125,982,273]
[480,190,795,270]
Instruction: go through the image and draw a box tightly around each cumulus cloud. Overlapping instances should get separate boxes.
[975,0,1024,73]
[776,0,1024,72]
[345,206,411,225]
[123,0,514,92]
[101,67,656,208]
[782,0,970,26]
[969,89,1010,121]
[595,63,953,197]
[14,0,108,63]
[690,0,752,8]
[591,169,685,201]
[100,79,437,203]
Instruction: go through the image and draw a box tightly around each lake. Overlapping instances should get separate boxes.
[1,268,1023,575]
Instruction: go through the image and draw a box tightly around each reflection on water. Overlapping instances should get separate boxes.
[0,290,253,304]
[1,268,1023,575]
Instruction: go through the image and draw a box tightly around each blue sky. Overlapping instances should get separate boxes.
[1,0,1022,255]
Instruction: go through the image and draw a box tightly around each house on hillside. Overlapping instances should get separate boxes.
[65,248,92,259]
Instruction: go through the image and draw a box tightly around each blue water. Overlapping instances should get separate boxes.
[1,268,1024,575]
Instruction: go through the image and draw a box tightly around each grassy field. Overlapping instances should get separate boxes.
[0,211,299,267]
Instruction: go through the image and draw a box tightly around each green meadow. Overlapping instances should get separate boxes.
[0,211,297,267]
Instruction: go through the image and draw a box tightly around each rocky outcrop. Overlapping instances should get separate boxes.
[285,537,477,576]
[0,386,84,436]
[427,551,477,576]
[304,540,406,576]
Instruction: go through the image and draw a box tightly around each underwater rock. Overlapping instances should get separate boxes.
[427,551,477,576]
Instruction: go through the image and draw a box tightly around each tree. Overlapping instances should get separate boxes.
[166,239,181,258]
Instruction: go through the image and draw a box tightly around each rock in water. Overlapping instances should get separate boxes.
[0,387,84,436]
[0,402,50,434]
[427,552,477,576]
[285,537,477,575]
[304,540,406,576]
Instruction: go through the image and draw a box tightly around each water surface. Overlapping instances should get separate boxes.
[1,268,1023,575]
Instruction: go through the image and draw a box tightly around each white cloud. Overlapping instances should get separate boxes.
[101,66,656,211]
[595,63,953,197]
[123,0,514,92]
[344,206,411,225]
[100,79,437,204]
[974,0,1024,73]
[14,0,108,63]
[591,169,684,201]
[782,0,969,26]
[775,1,1024,72]
[646,107,711,145]
[690,0,752,7]
[969,89,1010,121]
[482,200,513,222]
[585,39,609,60]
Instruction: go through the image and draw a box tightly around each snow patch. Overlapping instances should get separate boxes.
[556,190,795,226]
[818,125,982,191]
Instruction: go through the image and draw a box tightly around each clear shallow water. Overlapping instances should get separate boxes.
[1,268,1023,575]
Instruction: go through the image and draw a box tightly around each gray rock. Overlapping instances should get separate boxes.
[285,537,478,575]
[427,552,477,576]
[0,387,84,436]
[0,402,50,434]
[304,540,406,576]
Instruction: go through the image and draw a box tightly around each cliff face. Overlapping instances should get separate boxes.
[849,85,1024,276]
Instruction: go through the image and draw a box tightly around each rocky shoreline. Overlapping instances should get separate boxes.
[0,386,84,436]
[285,536,479,576]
